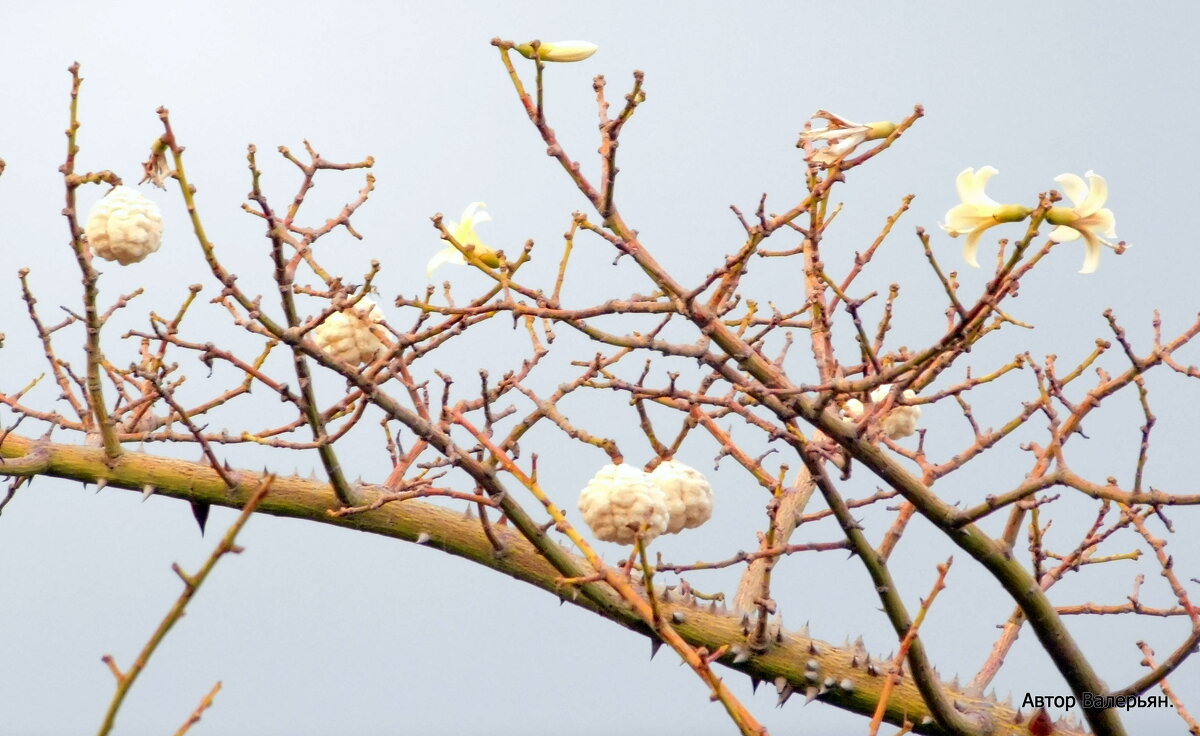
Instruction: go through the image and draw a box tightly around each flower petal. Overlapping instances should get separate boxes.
[1053,173,1087,208]
[962,223,994,268]
[957,166,999,206]
[426,245,464,278]
[797,126,837,142]
[459,202,490,227]
[941,203,991,234]
[1092,207,1118,238]
[1077,172,1109,219]
[1079,237,1102,274]
[1048,225,1081,243]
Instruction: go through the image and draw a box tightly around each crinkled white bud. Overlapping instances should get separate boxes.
[577,464,669,545]
[649,460,714,534]
[84,185,163,265]
[844,385,921,440]
[312,297,387,365]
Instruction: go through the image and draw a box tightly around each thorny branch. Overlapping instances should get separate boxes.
[2,54,1198,736]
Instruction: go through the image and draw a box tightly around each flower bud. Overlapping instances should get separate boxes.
[578,464,668,545]
[515,40,598,62]
[84,185,163,265]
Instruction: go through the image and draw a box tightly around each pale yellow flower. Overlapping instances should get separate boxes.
[1045,171,1120,274]
[515,40,598,63]
[426,202,499,278]
[940,167,1031,268]
[797,110,896,165]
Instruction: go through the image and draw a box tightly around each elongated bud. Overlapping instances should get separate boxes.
[516,40,598,62]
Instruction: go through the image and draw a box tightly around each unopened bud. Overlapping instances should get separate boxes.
[516,40,598,62]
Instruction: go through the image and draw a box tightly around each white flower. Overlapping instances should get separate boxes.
[940,167,1031,269]
[84,185,163,265]
[427,202,500,278]
[577,464,669,545]
[844,385,921,440]
[515,40,598,63]
[797,110,897,166]
[1045,171,1120,274]
[648,460,714,534]
[312,297,387,365]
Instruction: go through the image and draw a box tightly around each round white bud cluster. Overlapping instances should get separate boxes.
[844,385,921,439]
[84,185,164,265]
[578,464,669,545]
[650,460,715,534]
[312,297,387,365]
[578,460,715,545]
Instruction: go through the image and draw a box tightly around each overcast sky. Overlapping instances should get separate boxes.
[2,2,1198,735]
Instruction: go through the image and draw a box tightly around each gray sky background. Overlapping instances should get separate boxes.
[2,2,1198,734]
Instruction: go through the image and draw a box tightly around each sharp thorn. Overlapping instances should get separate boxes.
[191,501,210,535]
[776,683,794,707]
